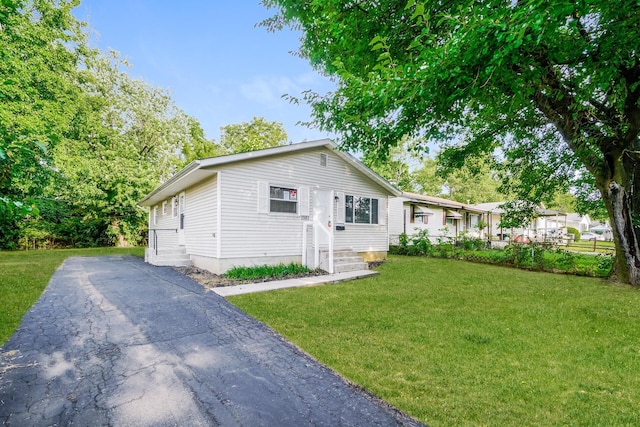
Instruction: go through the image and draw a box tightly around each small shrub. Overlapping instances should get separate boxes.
[555,249,578,271]
[397,232,410,254]
[595,254,615,277]
[459,236,489,251]
[226,263,311,281]
[410,229,433,255]
[566,227,580,241]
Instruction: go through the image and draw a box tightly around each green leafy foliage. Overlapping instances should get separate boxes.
[0,3,220,249]
[413,154,505,203]
[392,234,612,278]
[361,137,421,191]
[0,0,88,214]
[49,51,199,246]
[225,262,312,281]
[219,117,288,154]
[179,117,223,166]
[566,226,581,241]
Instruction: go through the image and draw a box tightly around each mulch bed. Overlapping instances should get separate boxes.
[174,265,328,289]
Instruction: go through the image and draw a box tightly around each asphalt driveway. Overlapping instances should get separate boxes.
[0,256,423,426]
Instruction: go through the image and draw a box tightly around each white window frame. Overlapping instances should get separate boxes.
[153,206,158,226]
[345,195,380,225]
[269,185,298,214]
[162,201,168,216]
[172,196,178,218]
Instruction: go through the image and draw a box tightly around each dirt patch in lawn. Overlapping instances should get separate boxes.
[174,265,329,289]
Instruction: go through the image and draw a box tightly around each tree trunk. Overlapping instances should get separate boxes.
[111,218,129,248]
[599,176,640,286]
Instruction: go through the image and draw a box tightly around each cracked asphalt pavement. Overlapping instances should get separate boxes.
[0,256,424,426]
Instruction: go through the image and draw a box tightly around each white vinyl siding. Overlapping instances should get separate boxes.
[299,186,310,217]
[257,181,269,214]
[218,147,390,258]
[184,175,217,258]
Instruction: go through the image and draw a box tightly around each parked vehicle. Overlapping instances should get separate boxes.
[580,232,604,241]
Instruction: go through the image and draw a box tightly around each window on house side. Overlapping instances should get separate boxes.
[345,195,379,224]
[415,214,428,224]
[162,201,168,216]
[270,186,298,214]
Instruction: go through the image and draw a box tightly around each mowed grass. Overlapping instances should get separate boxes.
[229,255,640,426]
[0,247,144,344]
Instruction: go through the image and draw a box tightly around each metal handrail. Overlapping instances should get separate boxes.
[149,228,177,256]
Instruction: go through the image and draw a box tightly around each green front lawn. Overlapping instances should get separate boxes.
[230,255,640,426]
[0,247,144,344]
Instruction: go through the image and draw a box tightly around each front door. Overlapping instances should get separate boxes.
[178,192,186,246]
[313,189,333,247]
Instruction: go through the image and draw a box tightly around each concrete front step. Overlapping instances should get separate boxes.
[333,262,369,273]
[320,248,368,273]
[156,248,190,256]
[151,258,192,267]
[333,256,364,264]
[331,250,358,258]
[146,247,192,267]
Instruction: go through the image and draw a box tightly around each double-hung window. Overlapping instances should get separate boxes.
[270,186,298,214]
[345,195,379,224]
[172,196,178,217]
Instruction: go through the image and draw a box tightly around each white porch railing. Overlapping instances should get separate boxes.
[302,219,334,273]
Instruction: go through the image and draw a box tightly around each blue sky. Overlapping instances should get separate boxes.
[73,1,335,143]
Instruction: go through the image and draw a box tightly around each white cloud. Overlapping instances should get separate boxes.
[240,75,301,107]
[239,73,333,108]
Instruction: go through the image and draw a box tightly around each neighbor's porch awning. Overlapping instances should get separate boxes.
[414,205,435,216]
[446,210,463,219]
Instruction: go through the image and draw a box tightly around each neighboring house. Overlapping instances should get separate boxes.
[565,213,591,233]
[589,220,613,241]
[139,139,401,274]
[389,192,489,244]
[474,202,568,241]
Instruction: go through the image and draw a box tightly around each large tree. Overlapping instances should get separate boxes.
[51,52,202,246]
[0,0,87,213]
[263,0,640,285]
[362,138,418,191]
[219,117,288,154]
[413,155,505,204]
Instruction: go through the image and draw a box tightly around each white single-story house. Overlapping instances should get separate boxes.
[565,213,591,233]
[389,192,489,244]
[139,139,401,274]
